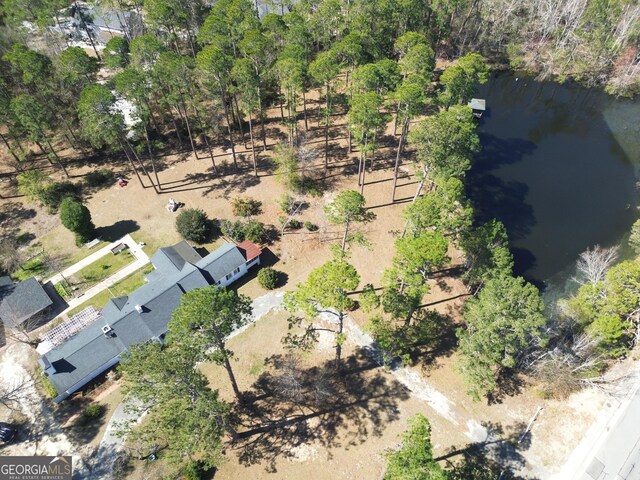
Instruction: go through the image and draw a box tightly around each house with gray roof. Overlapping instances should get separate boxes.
[0,276,54,329]
[39,240,261,403]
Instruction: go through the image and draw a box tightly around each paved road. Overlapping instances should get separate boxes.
[577,382,640,480]
[552,364,640,480]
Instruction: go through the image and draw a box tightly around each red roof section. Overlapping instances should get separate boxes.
[237,240,262,261]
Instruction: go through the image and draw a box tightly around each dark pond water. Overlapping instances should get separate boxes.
[466,73,640,293]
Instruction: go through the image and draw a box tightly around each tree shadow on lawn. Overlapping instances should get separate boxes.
[95,220,140,242]
[213,172,261,199]
[63,406,108,447]
[0,201,37,235]
[437,420,538,480]
[230,350,409,473]
[228,248,287,291]
[488,371,528,405]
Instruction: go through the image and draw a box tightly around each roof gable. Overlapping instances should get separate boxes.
[237,240,262,261]
[196,243,247,282]
[150,240,202,277]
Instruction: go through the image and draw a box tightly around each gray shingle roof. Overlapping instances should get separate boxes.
[42,259,210,397]
[155,240,202,271]
[147,240,202,282]
[40,241,249,400]
[196,243,246,283]
[0,277,53,328]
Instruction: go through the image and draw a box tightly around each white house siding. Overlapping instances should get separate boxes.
[217,263,249,288]
[247,257,260,268]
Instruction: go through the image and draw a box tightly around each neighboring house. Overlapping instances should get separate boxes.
[39,240,262,403]
[0,277,54,330]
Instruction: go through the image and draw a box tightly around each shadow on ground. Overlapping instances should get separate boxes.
[95,220,140,242]
[229,350,408,473]
[229,248,284,292]
[437,420,539,479]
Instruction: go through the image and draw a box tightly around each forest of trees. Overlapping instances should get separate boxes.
[0,0,637,190]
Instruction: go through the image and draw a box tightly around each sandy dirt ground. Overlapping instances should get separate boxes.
[0,341,122,476]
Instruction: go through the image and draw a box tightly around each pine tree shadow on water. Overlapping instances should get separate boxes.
[229,350,409,473]
[466,134,537,243]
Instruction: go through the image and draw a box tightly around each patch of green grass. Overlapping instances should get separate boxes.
[40,374,58,399]
[66,264,155,317]
[65,241,108,266]
[54,282,71,299]
[13,256,46,281]
[248,355,265,376]
[71,250,135,286]
[131,233,176,258]
[39,229,108,270]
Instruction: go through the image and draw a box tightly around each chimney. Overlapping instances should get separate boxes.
[39,357,56,375]
[135,304,143,314]
[102,324,113,336]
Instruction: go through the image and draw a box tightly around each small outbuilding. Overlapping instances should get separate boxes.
[0,276,54,329]
[467,98,486,118]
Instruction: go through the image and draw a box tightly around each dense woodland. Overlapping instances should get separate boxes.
[0,0,639,478]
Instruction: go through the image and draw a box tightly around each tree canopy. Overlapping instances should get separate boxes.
[285,258,360,368]
[457,275,547,400]
[385,414,448,480]
[168,286,253,400]
[118,341,229,468]
[324,190,375,252]
[409,105,480,181]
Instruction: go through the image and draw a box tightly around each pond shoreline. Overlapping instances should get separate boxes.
[466,72,640,293]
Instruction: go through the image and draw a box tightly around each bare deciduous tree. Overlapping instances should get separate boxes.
[272,353,305,405]
[573,244,619,285]
[0,375,34,412]
[528,332,603,397]
[4,312,47,347]
[295,138,317,178]
[0,235,22,275]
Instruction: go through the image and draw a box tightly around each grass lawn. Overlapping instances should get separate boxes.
[130,232,180,258]
[39,228,109,270]
[64,241,109,266]
[130,232,221,259]
[69,250,136,288]
[12,256,46,281]
[66,264,155,317]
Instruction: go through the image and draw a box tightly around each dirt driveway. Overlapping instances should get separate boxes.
[0,342,91,477]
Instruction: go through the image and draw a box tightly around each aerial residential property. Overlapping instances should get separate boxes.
[38,240,261,403]
[0,1,638,479]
